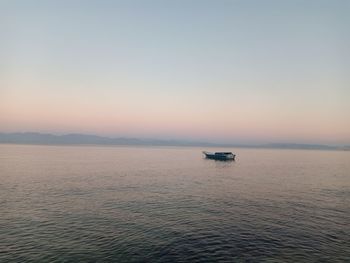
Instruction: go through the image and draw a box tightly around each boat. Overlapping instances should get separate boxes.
[202,151,236,161]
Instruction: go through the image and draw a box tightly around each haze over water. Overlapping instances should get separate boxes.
[1,144,349,262]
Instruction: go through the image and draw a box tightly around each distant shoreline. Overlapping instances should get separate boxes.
[0,132,348,151]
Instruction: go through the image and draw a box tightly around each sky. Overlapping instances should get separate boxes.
[1,0,349,145]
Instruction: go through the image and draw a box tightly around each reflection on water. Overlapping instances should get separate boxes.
[0,144,349,262]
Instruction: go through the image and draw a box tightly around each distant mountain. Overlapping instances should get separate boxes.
[0,132,345,150]
[259,143,338,150]
[0,132,218,147]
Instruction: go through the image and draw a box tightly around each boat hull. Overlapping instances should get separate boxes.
[203,152,236,161]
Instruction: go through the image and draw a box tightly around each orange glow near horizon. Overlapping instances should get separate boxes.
[1,85,349,145]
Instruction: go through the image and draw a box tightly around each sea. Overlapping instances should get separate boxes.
[0,144,349,262]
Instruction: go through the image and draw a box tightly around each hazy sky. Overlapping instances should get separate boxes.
[1,0,349,145]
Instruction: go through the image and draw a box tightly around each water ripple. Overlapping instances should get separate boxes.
[1,145,349,262]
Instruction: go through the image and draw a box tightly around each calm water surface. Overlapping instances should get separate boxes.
[0,144,349,262]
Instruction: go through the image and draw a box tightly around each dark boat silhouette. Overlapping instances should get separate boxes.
[202,151,236,161]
